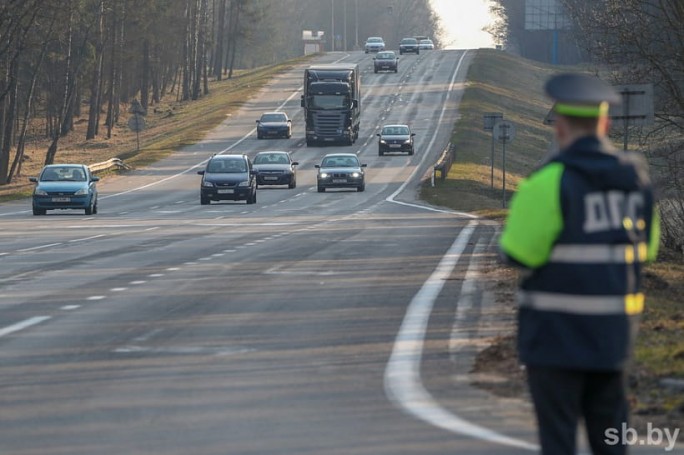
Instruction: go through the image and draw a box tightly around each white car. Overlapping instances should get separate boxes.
[364,37,385,53]
[419,39,435,50]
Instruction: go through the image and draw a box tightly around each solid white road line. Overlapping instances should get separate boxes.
[384,221,538,451]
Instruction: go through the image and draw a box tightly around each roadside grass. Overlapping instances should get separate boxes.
[426,48,684,428]
[0,55,314,203]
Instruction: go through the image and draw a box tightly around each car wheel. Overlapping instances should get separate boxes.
[200,197,210,205]
[32,207,45,216]
[306,139,315,147]
[317,185,325,193]
[379,149,384,156]
[93,200,98,214]
[394,68,398,73]
[85,201,94,215]
[257,132,262,139]
[357,184,365,192]
[374,68,378,73]
[288,179,296,189]
[408,149,414,156]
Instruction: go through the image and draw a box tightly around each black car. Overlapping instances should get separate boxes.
[256,112,292,139]
[373,51,399,73]
[315,153,367,192]
[198,154,257,205]
[377,124,415,156]
[252,151,299,189]
[399,37,420,55]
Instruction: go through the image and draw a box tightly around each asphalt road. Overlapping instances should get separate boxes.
[2,50,677,455]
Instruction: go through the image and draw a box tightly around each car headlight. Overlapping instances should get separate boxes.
[202,180,215,188]
[403,139,412,144]
[319,172,329,179]
[379,139,387,144]
[34,188,48,196]
[351,172,361,178]
[237,180,251,187]
[74,188,88,196]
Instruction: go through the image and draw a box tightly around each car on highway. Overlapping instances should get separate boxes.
[256,112,292,139]
[198,154,257,205]
[29,164,99,216]
[252,151,299,189]
[399,37,420,55]
[364,36,385,53]
[377,124,415,156]
[418,38,435,50]
[315,153,366,192]
[373,51,399,73]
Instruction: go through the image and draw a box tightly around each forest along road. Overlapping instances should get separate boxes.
[0,49,606,454]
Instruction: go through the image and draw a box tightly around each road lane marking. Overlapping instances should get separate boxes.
[61,305,80,310]
[384,221,537,451]
[87,296,106,301]
[17,243,62,252]
[0,316,51,338]
[69,234,106,243]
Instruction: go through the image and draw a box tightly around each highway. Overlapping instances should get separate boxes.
[0,49,541,454]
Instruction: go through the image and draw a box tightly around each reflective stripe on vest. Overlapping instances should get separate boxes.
[549,242,648,264]
[519,291,644,315]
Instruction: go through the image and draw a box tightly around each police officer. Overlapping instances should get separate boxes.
[499,73,660,455]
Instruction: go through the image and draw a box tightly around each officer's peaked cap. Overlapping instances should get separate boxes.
[545,73,620,118]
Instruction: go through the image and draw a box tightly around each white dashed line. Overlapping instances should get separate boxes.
[130,280,147,285]
[0,316,51,338]
[61,305,81,310]
[17,243,62,252]
[148,273,165,278]
[87,296,106,301]
[110,287,128,292]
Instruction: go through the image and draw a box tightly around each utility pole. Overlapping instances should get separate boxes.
[355,0,359,50]
[331,0,335,51]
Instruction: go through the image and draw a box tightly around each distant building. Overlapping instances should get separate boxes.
[302,30,325,55]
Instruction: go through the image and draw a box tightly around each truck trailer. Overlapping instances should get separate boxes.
[301,64,360,146]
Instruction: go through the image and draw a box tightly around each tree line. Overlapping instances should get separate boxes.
[0,0,440,185]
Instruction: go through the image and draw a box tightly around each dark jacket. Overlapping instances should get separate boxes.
[500,136,660,370]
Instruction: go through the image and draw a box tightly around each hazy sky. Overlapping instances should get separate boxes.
[430,0,497,49]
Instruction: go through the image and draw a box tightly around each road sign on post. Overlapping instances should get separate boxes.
[610,84,654,151]
[127,114,146,152]
[493,121,516,208]
[484,112,504,188]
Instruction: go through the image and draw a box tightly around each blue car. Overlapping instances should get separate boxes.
[29,164,99,216]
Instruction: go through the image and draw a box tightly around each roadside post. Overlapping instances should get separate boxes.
[483,112,504,188]
[493,120,516,208]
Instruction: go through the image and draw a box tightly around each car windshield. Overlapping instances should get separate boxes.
[376,53,395,60]
[322,156,358,168]
[260,113,286,123]
[310,95,350,110]
[382,126,410,135]
[367,38,383,43]
[402,38,417,44]
[40,167,86,182]
[207,159,247,173]
[254,154,288,165]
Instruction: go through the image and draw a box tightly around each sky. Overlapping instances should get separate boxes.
[430,0,497,49]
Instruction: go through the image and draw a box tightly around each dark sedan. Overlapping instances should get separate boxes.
[256,112,292,139]
[29,164,99,215]
[373,51,399,73]
[198,154,257,205]
[399,37,420,55]
[315,153,366,193]
[377,124,415,156]
[252,151,298,189]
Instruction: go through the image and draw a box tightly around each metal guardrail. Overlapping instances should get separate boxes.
[88,157,131,173]
[431,143,454,187]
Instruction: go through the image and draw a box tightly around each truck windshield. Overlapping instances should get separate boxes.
[309,95,350,110]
